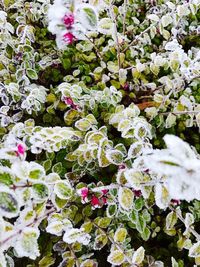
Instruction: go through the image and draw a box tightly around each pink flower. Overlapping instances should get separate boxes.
[102,197,107,204]
[63,13,74,28]
[171,199,180,206]
[80,187,89,202]
[91,196,100,207]
[118,164,126,170]
[64,97,73,105]
[133,190,142,198]
[63,97,79,110]
[101,189,108,195]
[123,83,129,91]
[16,143,26,157]
[63,32,76,45]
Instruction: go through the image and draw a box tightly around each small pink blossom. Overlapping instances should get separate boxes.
[63,96,79,110]
[63,13,74,28]
[118,164,126,170]
[63,32,76,45]
[123,82,129,91]
[80,187,89,202]
[133,190,142,198]
[171,199,180,206]
[101,189,108,195]
[15,143,26,157]
[91,195,100,207]
[102,197,107,204]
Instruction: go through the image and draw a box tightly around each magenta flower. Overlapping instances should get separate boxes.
[133,190,142,198]
[80,187,89,202]
[171,199,180,206]
[118,164,126,170]
[63,13,74,28]
[16,143,26,157]
[101,189,108,195]
[63,96,79,110]
[63,32,76,45]
[91,195,100,207]
[102,197,107,204]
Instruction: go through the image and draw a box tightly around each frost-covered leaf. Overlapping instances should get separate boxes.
[98,18,114,35]
[75,119,92,131]
[107,250,125,266]
[63,228,91,245]
[189,241,200,257]
[76,4,98,30]
[54,181,73,200]
[80,259,98,267]
[166,211,177,230]
[106,204,117,218]
[106,149,124,165]
[15,227,40,260]
[155,184,170,209]
[118,187,134,210]
[171,257,179,267]
[32,183,49,201]
[0,187,19,218]
[132,246,145,264]
[46,221,64,236]
[94,234,108,250]
[26,69,38,80]
[185,213,194,228]
[114,228,127,243]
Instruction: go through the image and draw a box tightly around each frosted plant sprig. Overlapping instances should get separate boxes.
[48,0,98,49]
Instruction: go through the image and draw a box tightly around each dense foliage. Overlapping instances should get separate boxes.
[0,0,200,266]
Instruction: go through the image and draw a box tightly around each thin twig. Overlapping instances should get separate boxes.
[93,222,133,265]
[169,206,200,241]
[122,23,157,53]
[123,0,128,36]
[110,5,121,70]
[0,208,56,248]
[69,244,81,267]
[84,34,103,61]
[160,110,200,116]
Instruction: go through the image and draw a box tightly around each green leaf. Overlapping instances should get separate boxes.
[15,227,40,260]
[94,217,112,228]
[166,211,177,230]
[75,118,91,131]
[32,183,49,201]
[54,181,73,200]
[107,250,125,266]
[26,68,38,80]
[94,234,108,250]
[141,227,151,241]
[189,241,200,258]
[78,5,98,29]
[80,259,98,267]
[136,215,146,233]
[106,204,117,218]
[0,172,13,186]
[114,228,127,243]
[39,256,55,267]
[106,149,124,165]
[118,187,134,210]
[132,246,145,264]
[134,197,144,211]
[0,188,19,218]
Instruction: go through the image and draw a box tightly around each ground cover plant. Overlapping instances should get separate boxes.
[0,0,200,266]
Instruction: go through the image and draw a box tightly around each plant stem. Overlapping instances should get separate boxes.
[169,206,200,241]
[160,110,200,116]
[0,208,56,249]
[123,0,128,36]
[123,23,157,53]
[110,5,121,71]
